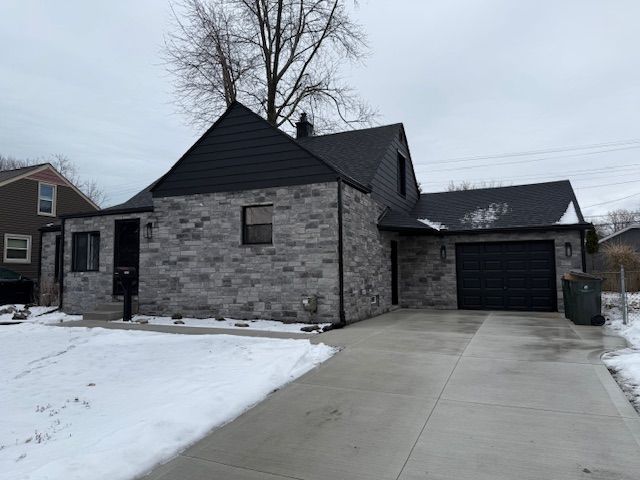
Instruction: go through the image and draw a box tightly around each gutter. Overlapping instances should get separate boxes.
[580,229,587,272]
[378,223,594,235]
[60,206,153,219]
[337,179,346,327]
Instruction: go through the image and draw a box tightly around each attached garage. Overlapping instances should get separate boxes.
[456,241,557,312]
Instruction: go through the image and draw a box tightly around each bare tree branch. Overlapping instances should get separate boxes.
[164,0,376,131]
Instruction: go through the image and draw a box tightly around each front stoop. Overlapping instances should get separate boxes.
[83,302,138,321]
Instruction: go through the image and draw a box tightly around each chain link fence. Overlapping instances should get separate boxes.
[600,268,640,325]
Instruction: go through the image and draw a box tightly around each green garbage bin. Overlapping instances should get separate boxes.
[561,271,603,326]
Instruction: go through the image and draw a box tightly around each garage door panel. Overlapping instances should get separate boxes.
[456,241,557,312]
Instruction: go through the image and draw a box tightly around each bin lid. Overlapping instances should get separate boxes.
[562,270,603,281]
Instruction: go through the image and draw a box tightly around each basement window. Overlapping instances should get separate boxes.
[397,152,407,197]
[72,232,100,271]
[243,205,273,244]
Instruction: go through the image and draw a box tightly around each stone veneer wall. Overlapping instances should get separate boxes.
[342,184,398,322]
[143,182,340,323]
[62,212,153,313]
[399,229,583,312]
[39,230,60,305]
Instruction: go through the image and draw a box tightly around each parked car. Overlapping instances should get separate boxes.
[0,267,34,304]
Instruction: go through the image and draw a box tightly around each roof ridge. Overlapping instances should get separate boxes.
[297,123,402,140]
[0,162,47,173]
[421,179,571,196]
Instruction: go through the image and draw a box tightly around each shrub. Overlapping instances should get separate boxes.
[602,243,640,270]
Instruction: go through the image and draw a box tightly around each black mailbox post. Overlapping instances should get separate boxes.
[115,267,137,321]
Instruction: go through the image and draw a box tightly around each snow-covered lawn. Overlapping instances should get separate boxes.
[0,324,335,480]
[602,292,640,410]
[115,314,333,334]
[0,304,81,325]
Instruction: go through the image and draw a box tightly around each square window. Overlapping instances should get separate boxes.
[72,232,100,271]
[243,205,273,244]
[38,183,56,216]
[3,234,31,263]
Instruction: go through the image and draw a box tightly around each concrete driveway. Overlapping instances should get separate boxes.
[145,310,640,480]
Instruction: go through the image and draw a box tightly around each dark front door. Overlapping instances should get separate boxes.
[113,219,140,295]
[456,240,557,312]
[391,240,399,305]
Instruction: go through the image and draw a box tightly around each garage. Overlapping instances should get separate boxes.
[456,240,557,312]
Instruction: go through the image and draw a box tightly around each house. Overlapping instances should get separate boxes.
[589,224,640,272]
[0,163,98,293]
[41,102,591,323]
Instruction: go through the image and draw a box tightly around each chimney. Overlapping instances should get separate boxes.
[295,112,314,139]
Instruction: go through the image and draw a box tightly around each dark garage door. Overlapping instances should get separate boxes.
[456,241,557,312]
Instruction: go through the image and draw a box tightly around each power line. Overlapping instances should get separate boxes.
[574,178,640,190]
[583,191,640,208]
[415,144,640,172]
[428,138,640,164]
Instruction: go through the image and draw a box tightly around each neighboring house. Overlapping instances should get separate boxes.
[0,164,98,291]
[43,102,590,323]
[589,224,640,272]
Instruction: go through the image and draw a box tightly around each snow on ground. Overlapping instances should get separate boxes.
[115,315,332,334]
[417,218,446,231]
[0,324,335,480]
[0,304,81,325]
[602,292,640,409]
[555,200,580,225]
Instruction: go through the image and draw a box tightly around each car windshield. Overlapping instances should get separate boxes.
[0,267,22,280]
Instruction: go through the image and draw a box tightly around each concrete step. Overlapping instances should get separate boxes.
[83,310,122,321]
[95,303,124,312]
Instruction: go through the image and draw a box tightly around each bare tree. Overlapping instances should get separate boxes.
[164,0,375,131]
[606,209,639,234]
[0,153,106,206]
[447,180,504,191]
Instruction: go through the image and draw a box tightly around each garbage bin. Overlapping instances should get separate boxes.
[561,271,604,326]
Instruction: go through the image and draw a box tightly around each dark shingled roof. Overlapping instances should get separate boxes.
[103,180,157,211]
[402,180,587,232]
[0,164,45,183]
[297,124,402,187]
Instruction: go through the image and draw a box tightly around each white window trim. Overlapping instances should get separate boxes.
[3,234,32,264]
[37,182,57,217]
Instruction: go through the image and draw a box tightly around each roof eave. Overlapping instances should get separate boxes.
[60,206,154,219]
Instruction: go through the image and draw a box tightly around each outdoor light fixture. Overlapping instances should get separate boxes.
[565,242,572,257]
[440,244,447,260]
[144,222,153,239]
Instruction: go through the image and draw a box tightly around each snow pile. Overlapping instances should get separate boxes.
[418,218,446,231]
[0,324,335,480]
[0,304,80,325]
[115,315,332,334]
[602,292,640,409]
[460,202,509,229]
[555,201,580,225]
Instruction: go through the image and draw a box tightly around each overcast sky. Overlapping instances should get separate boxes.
[1,0,639,218]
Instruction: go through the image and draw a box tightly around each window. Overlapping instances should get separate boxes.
[397,152,407,197]
[243,205,273,244]
[38,182,56,216]
[3,234,31,263]
[72,232,100,271]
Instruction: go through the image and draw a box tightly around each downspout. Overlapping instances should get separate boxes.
[59,218,65,310]
[337,178,346,327]
[580,229,587,272]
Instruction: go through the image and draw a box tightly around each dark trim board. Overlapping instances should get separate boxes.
[456,240,558,312]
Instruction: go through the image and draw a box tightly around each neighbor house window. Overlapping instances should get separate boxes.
[243,205,273,244]
[72,232,100,271]
[38,182,56,216]
[3,234,31,264]
[397,152,407,197]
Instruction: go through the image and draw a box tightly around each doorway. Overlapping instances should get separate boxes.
[113,219,140,295]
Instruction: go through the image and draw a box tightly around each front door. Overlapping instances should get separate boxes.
[391,240,399,305]
[113,219,140,295]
